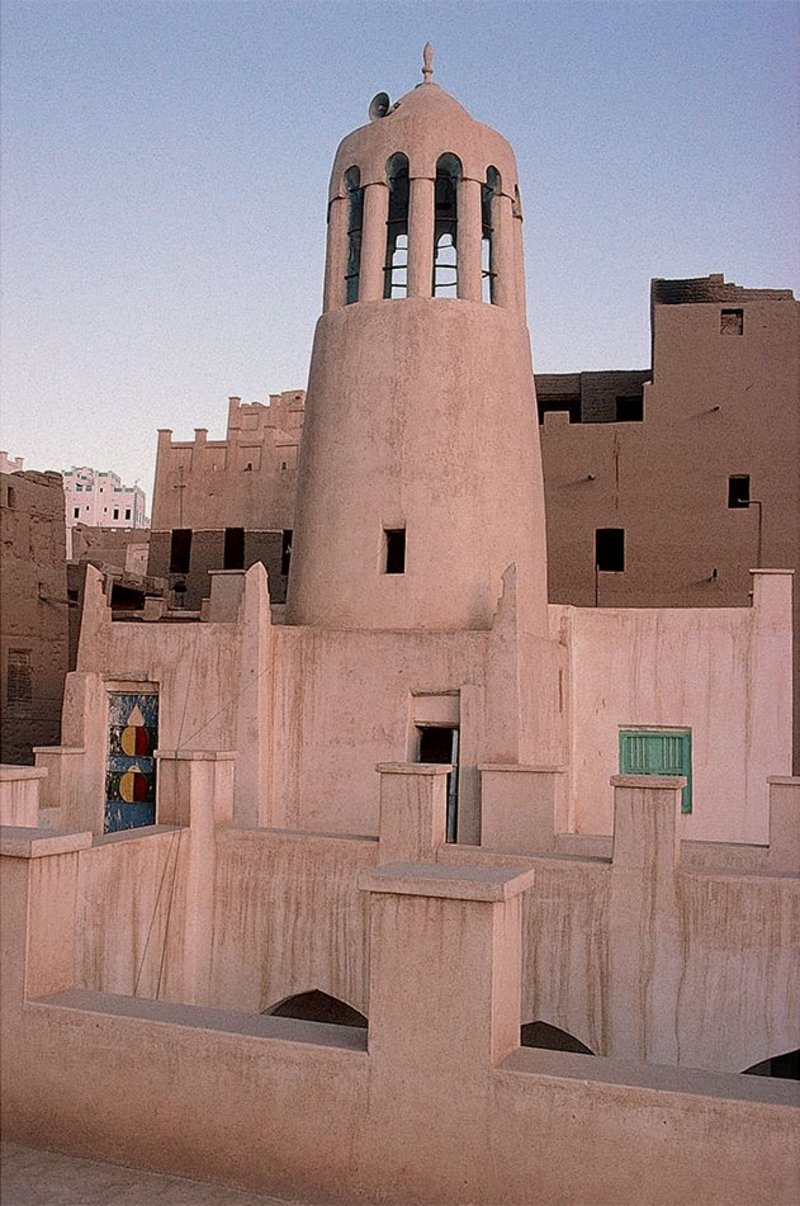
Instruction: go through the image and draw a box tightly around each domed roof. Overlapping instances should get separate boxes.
[328,46,519,199]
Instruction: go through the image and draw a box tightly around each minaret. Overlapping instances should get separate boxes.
[286,49,548,635]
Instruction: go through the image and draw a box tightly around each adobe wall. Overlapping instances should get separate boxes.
[40,561,792,851]
[1,804,797,1205]
[0,471,69,763]
[539,289,800,771]
[553,570,793,843]
[148,527,286,609]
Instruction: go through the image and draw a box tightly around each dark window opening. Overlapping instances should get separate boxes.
[281,529,293,576]
[538,397,581,424]
[124,508,131,520]
[264,990,367,1029]
[223,527,245,569]
[384,153,409,299]
[742,1050,799,1081]
[112,508,120,520]
[481,166,501,304]
[596,528,625,572]
[520,1022,594,1055]
[728,474,750,509]
[615,395,644,422]
[110,583,146,611]
[7,486,16,508]
[73,507,81,519]
[433,153,462,298]
[169,528,193,574]
[7,649,32,714]
[384,528,406,574]
[344,166,363,305]
[417,725,459,843]
[721,308,744,335]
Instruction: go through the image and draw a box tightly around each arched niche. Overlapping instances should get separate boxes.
[263,989,368,1029]
[520,1020,595,1055]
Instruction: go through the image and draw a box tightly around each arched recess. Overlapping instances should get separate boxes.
[520,1020,595,1055]
[343,166,364,305]
[263,989,367,1029]
[432,153,462,297]
[384,153,409,299]
[742,1049,799,1080]
[481,166,501,304]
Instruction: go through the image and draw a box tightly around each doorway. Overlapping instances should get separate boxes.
[417,725,459,843]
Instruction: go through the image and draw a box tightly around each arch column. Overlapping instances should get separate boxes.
[407,175,435,298]
[492,193,517,312]
[359,182,389,302]
[457,176,483,302]
[323,195,348,313]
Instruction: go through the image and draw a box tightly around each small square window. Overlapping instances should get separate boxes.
[615,396,643,422]
[728,475,750,508]
[595,528,625,572]
[384,527,406,574]
[721,308,743,335]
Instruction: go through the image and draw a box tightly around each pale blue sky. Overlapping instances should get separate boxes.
[2,0,798,501]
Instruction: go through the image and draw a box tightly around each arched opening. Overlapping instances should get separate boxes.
[520,1021,595,1055]
[344,166,363,305]
[264,989,368,1029]
[384,153,409,299]
[432,153,462,298]
[481,166,501,304]
[742,1049,799,1080]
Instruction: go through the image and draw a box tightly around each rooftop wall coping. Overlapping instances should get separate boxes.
[32,747,85,757]
[0,827,93,859]
[479,763,566,774]
[767,776,800,786]
[33,989,368,1053]
[610,774,686,789]
[375,761,451,776]
[154,749,237,762]
[0,765,49,781]
[360,860,536,901]
[498,1048,800,1109]
[749,568,795,577]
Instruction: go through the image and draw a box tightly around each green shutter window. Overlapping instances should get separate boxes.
[619,728,692,813]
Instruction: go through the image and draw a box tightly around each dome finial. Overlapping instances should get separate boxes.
[422,42,434,84]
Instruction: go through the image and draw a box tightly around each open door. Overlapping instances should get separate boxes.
[417,725,459,843]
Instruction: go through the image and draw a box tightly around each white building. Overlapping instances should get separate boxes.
[63,466,149,536]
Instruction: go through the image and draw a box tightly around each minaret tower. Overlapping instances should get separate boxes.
[287,49,548,635]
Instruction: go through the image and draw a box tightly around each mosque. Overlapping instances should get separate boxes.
[1,49,797,1204]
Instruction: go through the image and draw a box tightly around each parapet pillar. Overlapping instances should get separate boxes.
[376,762,448,863]
[155,750,235,1005]
[359,860,534,1200]
[407,175,435,297]
[607,774,683,1064]
[457,176,483,301]
[359,182,389,301]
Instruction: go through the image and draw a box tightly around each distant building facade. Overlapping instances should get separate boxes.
[63,467,149,556]
[538,275,800,767]
[147,391,304,609]
[0,451,26,475]
[0,470,69,762]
